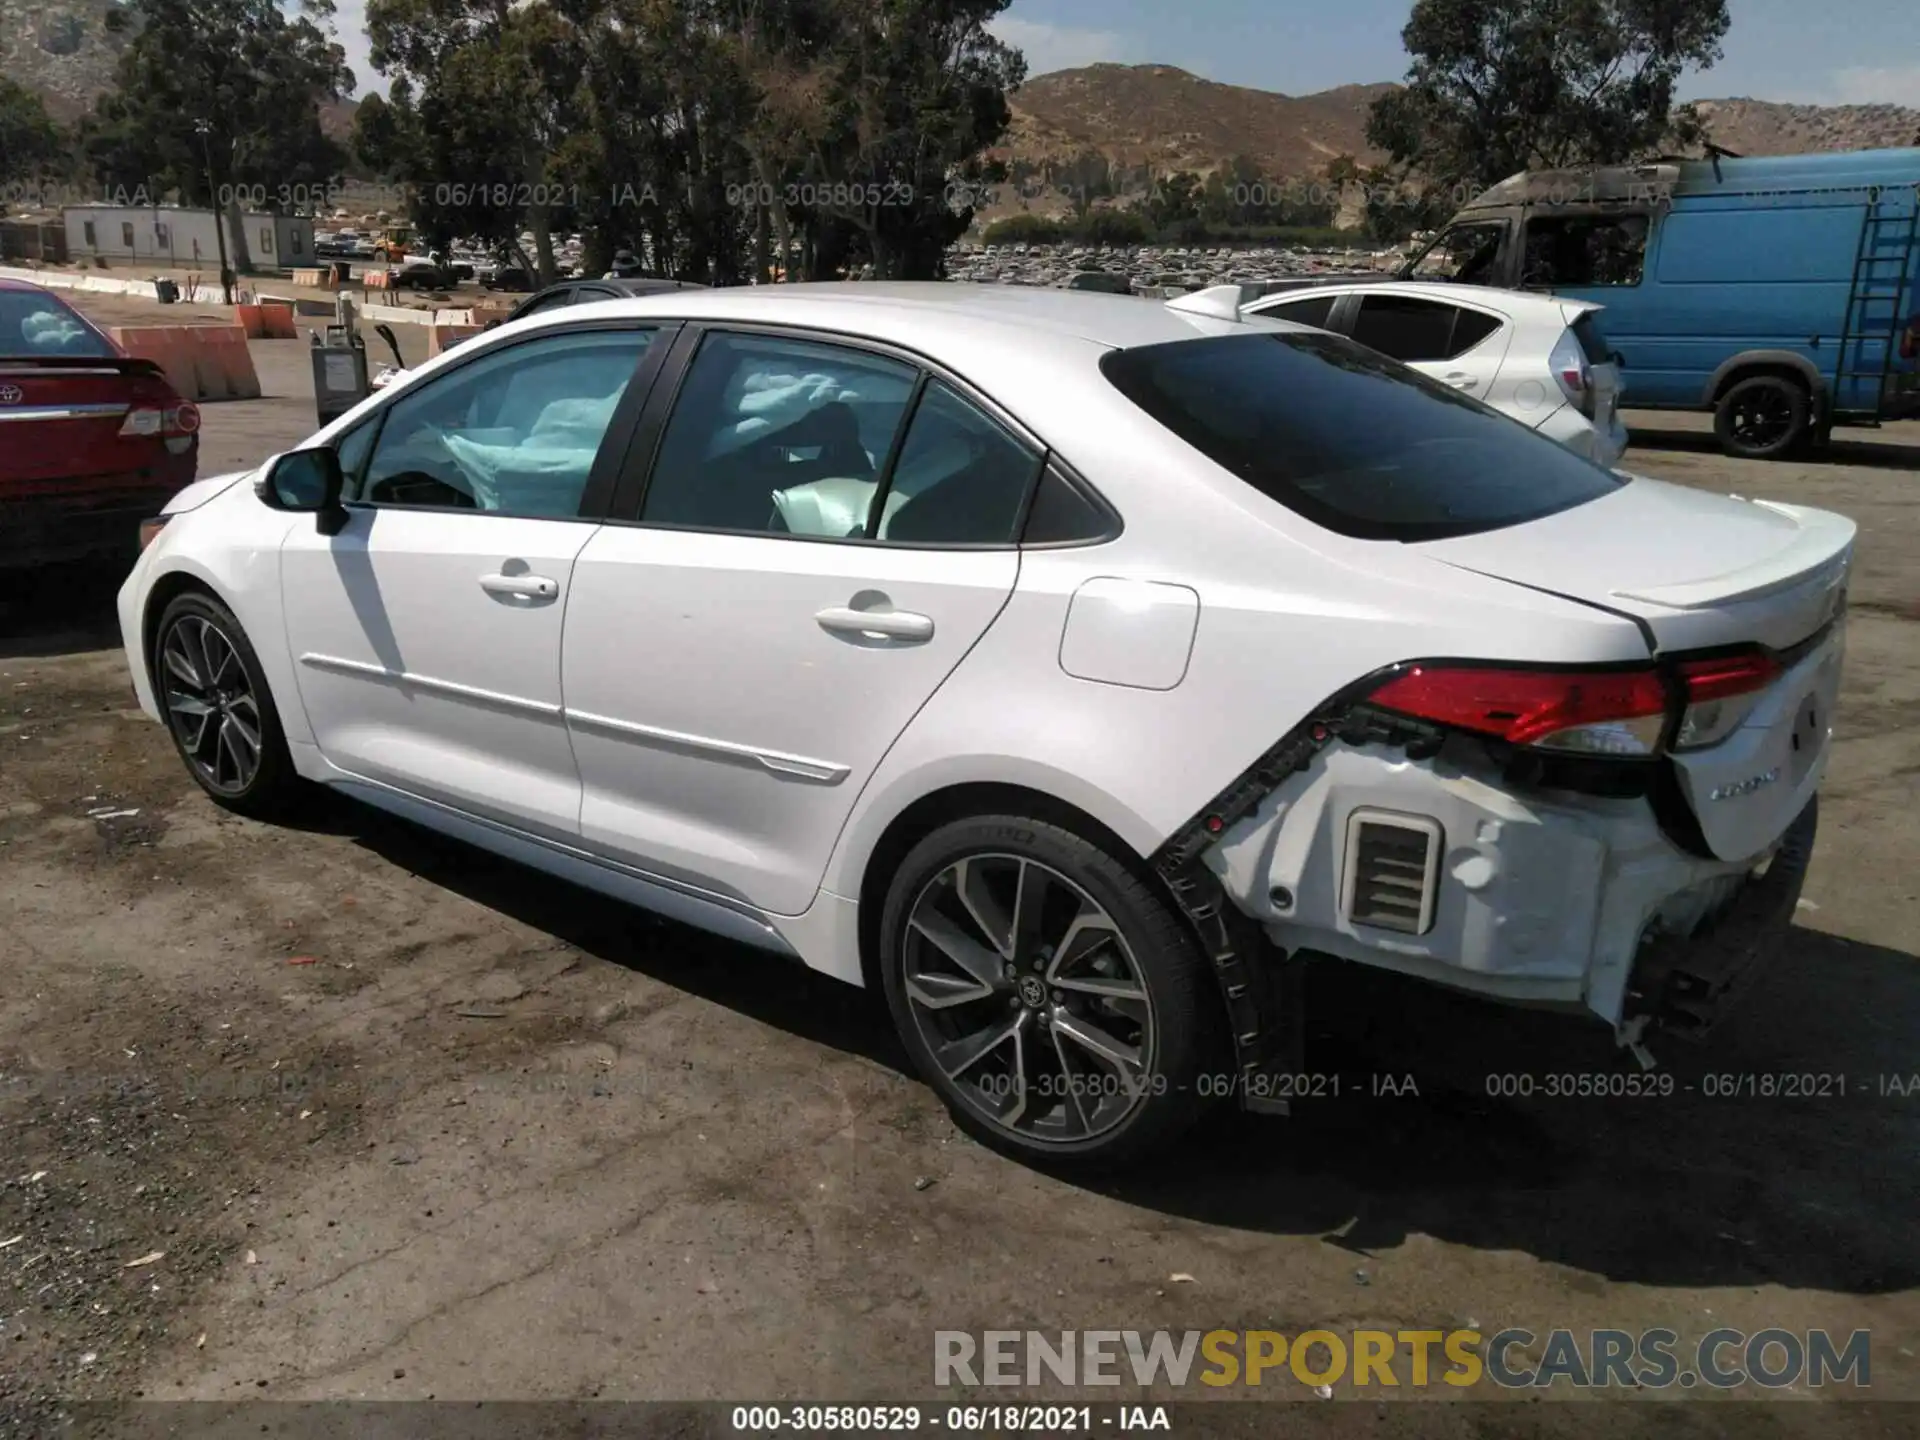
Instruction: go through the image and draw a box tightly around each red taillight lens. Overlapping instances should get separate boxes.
[1369,664,1670,756]
[1672,650,1779,750]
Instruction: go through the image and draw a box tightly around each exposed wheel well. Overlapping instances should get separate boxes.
[854,782,1156,991]
[140,571,217,679]
[1711,363,1815,406]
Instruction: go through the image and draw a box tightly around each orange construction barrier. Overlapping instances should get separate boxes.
[110,323,260,401]
[428,324,481,357]
[363,269,393,291]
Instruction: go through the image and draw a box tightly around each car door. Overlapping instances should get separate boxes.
[563,327,1040,915]
[279,322,666,840]
[1348,291,1511,399]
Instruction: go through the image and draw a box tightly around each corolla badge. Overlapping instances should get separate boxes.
[0,384,23,405]
[1710,767,1781,802]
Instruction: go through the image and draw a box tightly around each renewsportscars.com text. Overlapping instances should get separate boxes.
[933,1328,1871,1389]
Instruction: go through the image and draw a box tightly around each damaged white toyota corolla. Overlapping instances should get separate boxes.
[117,282,1850,1166]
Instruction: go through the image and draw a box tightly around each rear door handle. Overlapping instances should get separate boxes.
[480,572,558,600]
[815,605,934,642]
[1444,371,1479,389]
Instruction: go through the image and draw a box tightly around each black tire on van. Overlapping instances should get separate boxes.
[1714,374,1810,460]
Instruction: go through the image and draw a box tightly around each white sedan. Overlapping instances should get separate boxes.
[1243,280,1630,466]
[119,282,1849,1165]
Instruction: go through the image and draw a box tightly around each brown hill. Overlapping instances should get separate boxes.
[996,64,1920,202]
[1004,64,1391,185]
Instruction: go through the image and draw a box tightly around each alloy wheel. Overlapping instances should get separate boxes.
[901,853,1157,1144]
[1729,388,1793,449]
[159,615,263,794]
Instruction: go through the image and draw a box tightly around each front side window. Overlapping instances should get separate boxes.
[0,289,115,358]
[514,288,576,319]
[1100,332,1624,542]
[1404,222,1506,284]
[1522,213,1649,287]
[352,327,654,516]
[1351,295,1503,363]
[640,332,918,536]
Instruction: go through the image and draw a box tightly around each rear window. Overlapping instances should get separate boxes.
[0,289,115,358]
[1100,332,1624,542]
[1570,312,1611,365]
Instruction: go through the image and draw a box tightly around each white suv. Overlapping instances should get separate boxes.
[1244,280,1629,466]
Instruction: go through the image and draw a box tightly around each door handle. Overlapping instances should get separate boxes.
[1444,371,1478,388]
[815,605,934,642]
[480,572,558,600]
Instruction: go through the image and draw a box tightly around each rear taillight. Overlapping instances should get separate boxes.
[1368,664,1669,756]
[120,396,200,450]
[1548,328,1594,418]
[1672,650,1780,751]
[1369,650,1785,759]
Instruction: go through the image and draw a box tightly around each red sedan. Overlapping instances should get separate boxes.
[0,279,199,573]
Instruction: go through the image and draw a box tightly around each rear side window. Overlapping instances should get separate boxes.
[0,289,115,358]
[1255,293,1338,330]
[1100,332,1624,542]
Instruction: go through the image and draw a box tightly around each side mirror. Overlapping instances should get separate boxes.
[255,446,347,534]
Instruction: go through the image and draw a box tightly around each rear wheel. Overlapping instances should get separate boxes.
[153,591,305,821]
[878,814,1222,1168]
[1714,374,1810,460]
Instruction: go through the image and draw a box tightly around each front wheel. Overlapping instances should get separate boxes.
[878,815,1223,1168]
[152,591,305,821]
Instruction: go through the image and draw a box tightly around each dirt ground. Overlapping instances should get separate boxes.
[3,295,1919,1431]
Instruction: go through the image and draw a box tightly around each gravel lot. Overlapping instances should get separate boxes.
[3,297,1918,1430]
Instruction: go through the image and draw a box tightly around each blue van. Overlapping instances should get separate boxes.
[1399,148,1920,458]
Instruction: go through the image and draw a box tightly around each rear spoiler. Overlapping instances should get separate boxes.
[0,354,167,379]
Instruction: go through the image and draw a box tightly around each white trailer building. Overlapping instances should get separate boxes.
[61,206,315,270]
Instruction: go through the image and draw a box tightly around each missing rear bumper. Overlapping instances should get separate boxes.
[1623,796,1818,1039]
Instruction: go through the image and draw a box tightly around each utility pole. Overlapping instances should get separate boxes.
[195,119,233,305]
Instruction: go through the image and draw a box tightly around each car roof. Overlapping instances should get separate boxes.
[1249,279,1574,317]
[556,281,1304,355]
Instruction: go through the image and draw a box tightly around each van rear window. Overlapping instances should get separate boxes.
[1100,332,1625,542]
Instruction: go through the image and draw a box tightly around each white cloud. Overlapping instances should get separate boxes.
[1826,64,1920,108]
[986,17,1145,79]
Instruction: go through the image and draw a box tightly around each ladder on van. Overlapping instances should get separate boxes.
[1833,190,1918,422]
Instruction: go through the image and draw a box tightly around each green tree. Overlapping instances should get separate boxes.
[0,75,66,207]
[84,0,353,265]
[1368,0,1730,196]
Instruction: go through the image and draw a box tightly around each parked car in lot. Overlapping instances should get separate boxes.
[1397,147,1920,458]
[1243,281,1629,466]
[1,279,199,573]
[118,283,1849,1165]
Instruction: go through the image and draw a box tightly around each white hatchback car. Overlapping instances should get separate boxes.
[120,282,1849,1166]
[1242,280,1630,466]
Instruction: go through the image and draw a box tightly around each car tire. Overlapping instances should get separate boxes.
[878,814,1224,1168]
[151,591,306,821]
[1714,374,1810,460]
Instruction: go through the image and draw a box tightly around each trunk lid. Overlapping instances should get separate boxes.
[1417,475,1854,863]
[1418,476,1853,654]
[0,356,179,494]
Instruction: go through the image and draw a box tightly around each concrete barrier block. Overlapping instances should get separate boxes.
[428,324,482,357]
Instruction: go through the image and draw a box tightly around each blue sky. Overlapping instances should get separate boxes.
[332,0,1920,109]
